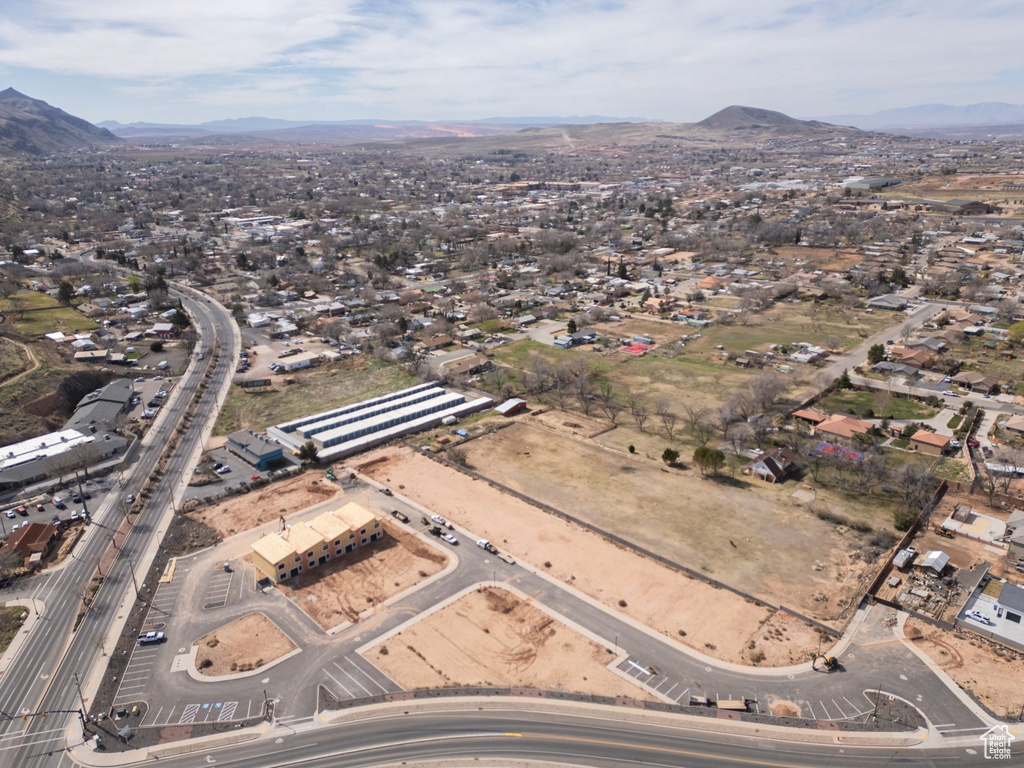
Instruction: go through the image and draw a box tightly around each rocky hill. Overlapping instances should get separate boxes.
[695,105,841,135]
[0,88,120,156]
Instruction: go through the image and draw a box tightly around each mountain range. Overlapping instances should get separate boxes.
[814,102,1024,133]
[9,87,1024,157]
[0,88,119,155]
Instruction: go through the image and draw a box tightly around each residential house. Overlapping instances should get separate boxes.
[2,522,59,565]
[814,414,874,444]
[909,430,952,456]
[144,322,178,339]
[748,447,802,483]
[866,294,908,311]
[951,371,1000,394]
[1003,414,1024,436]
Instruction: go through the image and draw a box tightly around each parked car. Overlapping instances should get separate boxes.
[968,439,980,447]
[135,376,145,383]
[138,631,165,645]
[16,506,28,517]
[3,510,14,519]
[126,493,136,503]
[50,515,61,525]
[251,474,261,481]
[476,539,498,553]
[430,514,448,526]
[941,390,957,397]
[440,532,459,545]
[70,511,80,522]
[35,503,45,512]
[379,487,393,496]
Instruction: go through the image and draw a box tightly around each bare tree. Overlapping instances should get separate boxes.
[747,416,772,451]
[631,401,650,432]
[595,381,625,424]
[485,366,516,400]
[574,372,597,416]
[715,404,736,440]
[523,359,553,395]
[747,371,786,414]
[654,398,680,441]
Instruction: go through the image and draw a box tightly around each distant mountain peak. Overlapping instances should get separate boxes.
[0,88,119,156]
[694,105,843,135]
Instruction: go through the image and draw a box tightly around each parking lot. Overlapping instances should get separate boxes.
[0,475,118,536]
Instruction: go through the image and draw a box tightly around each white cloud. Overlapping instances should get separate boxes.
[0,0,1021,122]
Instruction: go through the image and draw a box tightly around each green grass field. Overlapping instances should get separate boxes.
[688,303,892,354]
[0,606,27,654]
[214,358,417,436]
[822,390,937,420]
[1,292,97,336]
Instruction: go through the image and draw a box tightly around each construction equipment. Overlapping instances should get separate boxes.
[813,654,839,672]
[934,526,955,539]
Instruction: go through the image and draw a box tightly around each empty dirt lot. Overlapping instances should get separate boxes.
[195,613,296,676]
[460,422,880,621]
[366,587,653,699]
[906,618,1024,718]
[187,472,343,537]
[275,522,449,630]
[359,445,824,667]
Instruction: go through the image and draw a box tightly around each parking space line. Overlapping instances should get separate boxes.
[179,704,199,724]
[163,706,176,725]
[662,682,677,697]
[818,701,831,719]
[806,701,816,720]
[148,707,163,727]
[832,699,848,718]
[323,667,354,698]
[346,656,395,693]
[674,687,690,703]
[843,696,860,714]
[333,661,373,696]
[218,702,238,721]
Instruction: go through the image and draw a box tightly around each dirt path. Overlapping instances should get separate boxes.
[0,337,39,389]
[905,618,1024,717]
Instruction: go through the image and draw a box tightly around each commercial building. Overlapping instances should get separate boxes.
[268,382,491,461]
[0,379,133,490]
[226,430,284,470]
[251,503,381,584]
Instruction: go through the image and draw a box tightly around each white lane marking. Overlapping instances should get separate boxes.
[333,661,373,697]
[322,667,353,698]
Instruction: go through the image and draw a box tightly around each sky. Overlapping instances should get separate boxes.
[0,0,1022,125]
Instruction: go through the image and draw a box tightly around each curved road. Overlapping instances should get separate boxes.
[0,282,240,768]
[84,707,998,768]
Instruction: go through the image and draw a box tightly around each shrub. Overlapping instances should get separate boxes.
[893,508,917,531]
[150,340,164,352]
[618,599,628,608]
[199,658,213,669]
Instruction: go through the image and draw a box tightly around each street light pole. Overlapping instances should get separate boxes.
[127,558,141,598]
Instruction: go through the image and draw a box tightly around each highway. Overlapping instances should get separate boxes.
[98,707,996,768]
[0,283,240,767]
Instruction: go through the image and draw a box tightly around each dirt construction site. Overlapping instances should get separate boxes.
[459,421,880,621]
[358,445,825,667]
[905,618,1024,718]
[186,472,343,538]
[274,521,449,630]
[195,613,296,677]
[365,587,654,700]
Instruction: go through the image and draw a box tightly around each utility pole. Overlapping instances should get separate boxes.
[73,673,88,727]
[127,558,141,598]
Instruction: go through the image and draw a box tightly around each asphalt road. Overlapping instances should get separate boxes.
[95,708,999,768]
[0,284,240,767]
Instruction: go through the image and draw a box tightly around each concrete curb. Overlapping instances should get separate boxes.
[185,612,303,683]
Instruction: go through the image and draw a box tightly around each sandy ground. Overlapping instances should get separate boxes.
[187,472,343,537]
[358,445,824,667]
[275,522,448,629]
[366,587,653,700]
[905,618,1024,718]
[195,613,295,676]
[458,422,878,621]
